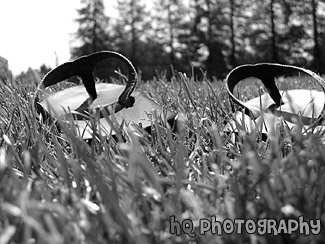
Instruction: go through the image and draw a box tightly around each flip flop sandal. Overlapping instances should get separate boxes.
[34,51,175,139]
[225,63,325,137]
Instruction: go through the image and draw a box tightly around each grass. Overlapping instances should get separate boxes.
[0,73,324,244]
[233,75,324,102]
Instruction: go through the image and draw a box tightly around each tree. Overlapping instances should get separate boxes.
[71,0,111,58]
[68,0,325,79]
[152,0,188,69]
[229,0,237,67]
[317,1,325,73]
[186,0,229,78]
[17,68,41,85]
[276,1,314,67]
[39,64,52,77]
[270,0,279,62]
[312,0,322,73]
[114,0,149,68]
[0,56,13,83]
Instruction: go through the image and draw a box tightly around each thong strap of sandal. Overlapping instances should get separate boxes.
[34,51,138,120]
[226,63,325,126]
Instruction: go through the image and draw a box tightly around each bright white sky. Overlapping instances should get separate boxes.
[0,0,117,75]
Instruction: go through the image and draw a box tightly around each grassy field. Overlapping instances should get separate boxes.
[0,73,324,244]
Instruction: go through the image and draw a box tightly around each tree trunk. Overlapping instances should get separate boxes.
[92,1,98,53]
[130,0,137,67]
[205,0,215,76]
[229,0,236,67]
[204,0,226,77]
[312,0,322,73]
[167,3,175,67]
[270,0,278,63]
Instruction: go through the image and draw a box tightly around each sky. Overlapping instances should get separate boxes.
[0,0,116,75]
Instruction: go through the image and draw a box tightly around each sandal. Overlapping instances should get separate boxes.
[34,51,175,139]
[225,63,325,137]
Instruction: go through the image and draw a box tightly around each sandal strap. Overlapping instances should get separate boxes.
[34,51,138,117]
[226,63,325,122]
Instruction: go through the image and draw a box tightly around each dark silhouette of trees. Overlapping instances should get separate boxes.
[70,0,325,79]
[114,0,149,68]
[312,0,322,73]
[229,0,237,67]
[71,0,110,58]
[16,64,51,85]
[270,0,278,63]
[187,0,228,78]
[152,0,187,69]
[0,56,13,83]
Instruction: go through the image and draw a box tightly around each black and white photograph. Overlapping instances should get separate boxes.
[0,1,324,243]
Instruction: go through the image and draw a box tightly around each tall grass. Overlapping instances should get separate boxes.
[0,74,324,244]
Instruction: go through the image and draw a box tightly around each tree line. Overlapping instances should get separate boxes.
[70,0,325,80]
[14,0,325,82]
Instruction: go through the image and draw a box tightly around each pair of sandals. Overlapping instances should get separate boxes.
[35,51,325,140]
